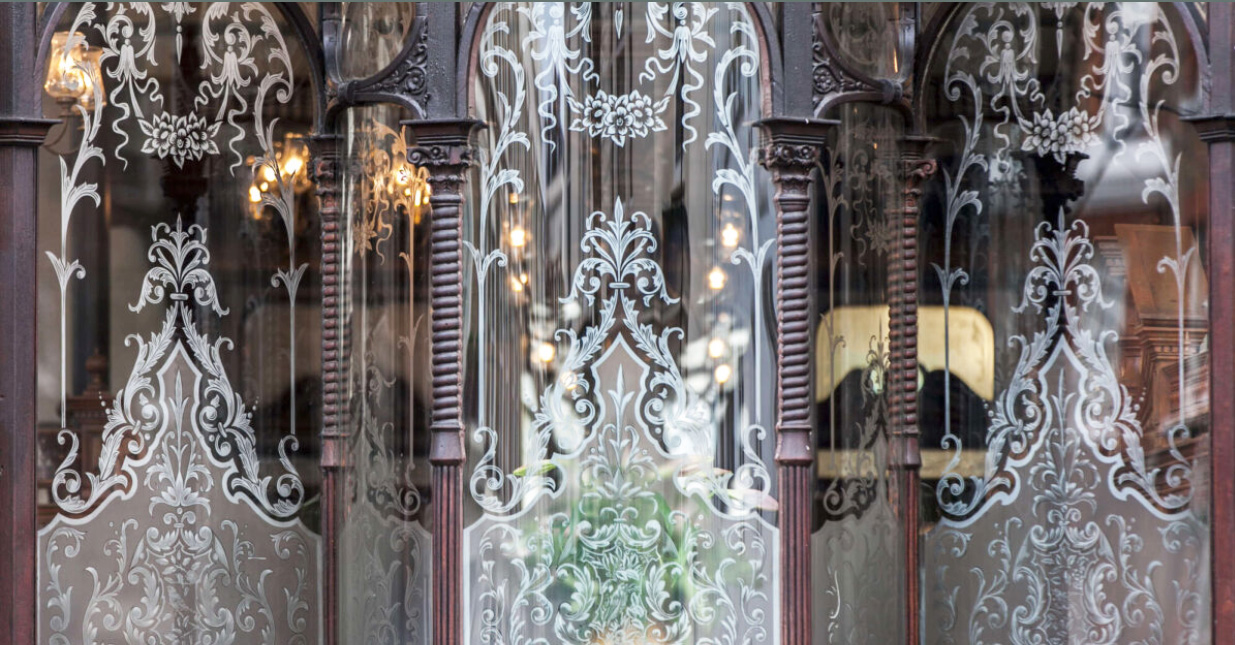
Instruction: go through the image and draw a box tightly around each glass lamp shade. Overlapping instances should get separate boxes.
[44,31,101,109]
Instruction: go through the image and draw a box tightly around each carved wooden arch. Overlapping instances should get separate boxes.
[811,2,914,119]
[456,1,784,119]
[37,1,328,134]
[911,1,1210,134]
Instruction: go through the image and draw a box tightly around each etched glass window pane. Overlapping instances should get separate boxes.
[812,103,907,645]
[918,4,1211,643]
[463,4,779,642]
[336,104,434,644]
[35,4,322,642]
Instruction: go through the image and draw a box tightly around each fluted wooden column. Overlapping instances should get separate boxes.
[758,117,834,645]
[404,118,481,645]
[888,140,937,645]
[309,133,346,645]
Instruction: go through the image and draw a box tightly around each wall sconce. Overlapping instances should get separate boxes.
[45,31,101,112]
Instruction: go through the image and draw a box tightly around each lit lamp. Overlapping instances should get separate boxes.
[45,31,101,112]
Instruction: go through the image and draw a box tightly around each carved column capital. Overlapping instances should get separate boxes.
[403,118,481,470]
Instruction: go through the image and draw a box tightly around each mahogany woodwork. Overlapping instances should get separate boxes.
[405,117,482,645]
[890,143,937,645]
[0,5,57,644]
[759,117,834,645]
[309,133,345,645]
[1189,2,1235,636]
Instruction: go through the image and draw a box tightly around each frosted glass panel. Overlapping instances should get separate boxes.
[918,4,1211,643]
[36,4,322,642]
[463,4,780,643]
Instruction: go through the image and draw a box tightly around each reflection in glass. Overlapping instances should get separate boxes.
[811,103,906,645]
[463,3,779,642]
[35,3,322,642]
[918,4,1210,642]
[338,2,417,81]
[337,105,434,643]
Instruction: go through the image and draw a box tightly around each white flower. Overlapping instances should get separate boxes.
[1021,109,1068,163]
[568,90,668,147]
[1022,107,1100,163]
[1062,106,1101,150]
[139,112,220,167]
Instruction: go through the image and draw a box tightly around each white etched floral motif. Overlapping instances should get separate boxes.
[1020,107,1101,163]
[469,5,777,641]
[130,217,229,316]
[48,1,303,429]
[138,111,221,167]
[567,89,669,146]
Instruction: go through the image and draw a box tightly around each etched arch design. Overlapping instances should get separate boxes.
[459,4,784,642]
[914,4,1213,642]
[34,3,324,642]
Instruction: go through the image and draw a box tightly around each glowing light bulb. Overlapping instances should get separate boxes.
[714,364,733,384]
[509,193,520,205]
[537,342,556,363]
[262,165,277,183]
[404,187,412,197]
[249,186,262,203]
[708,338,727,358]
[414,189,423,206]
[283,156,303,176]
[520,273,529,284]
[510,227,528,248]
[259,181,270,192]
[721,223,740,248]
[510,276,524,292]
[708,267,727,290]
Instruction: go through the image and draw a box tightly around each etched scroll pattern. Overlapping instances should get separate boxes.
[469,1,773,522]
[40,220,319,644]
[40,4,318,643]
[923,4,1209,642]
[465,199,776,643]
[47,2,307,491]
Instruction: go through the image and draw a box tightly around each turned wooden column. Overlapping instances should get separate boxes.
[887,138,937,645]
[758,117,834,645]
[0,4,58,641]
[309,132,347,645]
[404,117,481,645]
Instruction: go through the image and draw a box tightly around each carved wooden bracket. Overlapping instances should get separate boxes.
[811,3,912,118]
[329,14,431,118]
